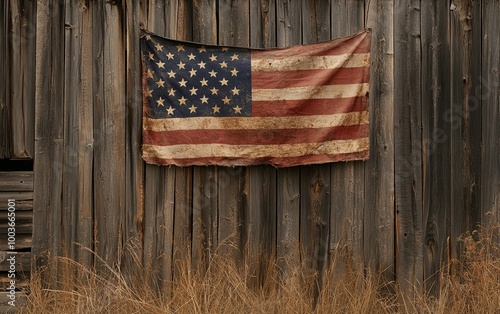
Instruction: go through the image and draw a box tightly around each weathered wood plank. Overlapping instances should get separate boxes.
[122,0,144,275]
[481,0,500,228]
[0,291,27,313]
[364,0,395,279]
[0,192,32,211]
[192,0,218,271]
[394,0,423,304]
[0,235,32,250]
[0,1,10,158]
[173,167,193,275]
[421,0,452,297]
[450,0,483,276]
[276,0,301,276]
[250,0,276,48]
[92,0,126,268]
[300,1,331,299]
[33,0,65,269]
[0,172,33,191]
[217,0,250,260]
[143,165,175,293]
[246,0,278,288]
[329,0,365,264]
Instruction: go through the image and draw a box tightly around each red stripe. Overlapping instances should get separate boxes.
[251,32,370,59]
[143,124,369,146]
[251,67,370,89]
[252,97,368,117]
[143,150,369,167]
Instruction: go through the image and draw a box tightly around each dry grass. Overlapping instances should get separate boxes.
[21,225,499,314]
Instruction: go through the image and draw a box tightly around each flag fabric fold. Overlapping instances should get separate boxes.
[141,29,371,167]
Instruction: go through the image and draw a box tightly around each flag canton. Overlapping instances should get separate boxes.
[141,33,252,119]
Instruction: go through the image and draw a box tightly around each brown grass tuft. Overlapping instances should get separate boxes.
[20,224,499,313]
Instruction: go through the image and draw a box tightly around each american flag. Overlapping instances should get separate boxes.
[141,30,371,167]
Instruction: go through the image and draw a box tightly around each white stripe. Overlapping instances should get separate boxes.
[143,138,369,159]
[143,111,369,132]
[252,83,369,101]
[251,53,370,71]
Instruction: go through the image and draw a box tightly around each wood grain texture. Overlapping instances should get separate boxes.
[329,0,365,262]
[394,0,423,303]
[276,0,301,277]
[217,0,250,261]
[421,0,452,297]
[481,0,500,228]
[192,0,218,271]
[0,1,10,158]
[364,0,395,279]
[93,0,126,267]
[33,0,65,270]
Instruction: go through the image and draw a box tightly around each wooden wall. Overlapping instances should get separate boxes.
[0,0,498,300]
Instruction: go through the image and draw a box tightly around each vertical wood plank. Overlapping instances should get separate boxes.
[247,0,277,287]
[300,0,331,298]
[93,0,126,268]
[364,0,395,279]
[394,0,423,304]
[142,0,179,289]
[330,0,365,267]
[450,0,483,274]
[481,0,500,228]
[276,0,301,276]
[192,0,218,271]
[421,0,452,297]
[0,1,11,158]
[62,0,94,266]
[33,0,65,270]
[217,0,250,260]
[123,0,145,274]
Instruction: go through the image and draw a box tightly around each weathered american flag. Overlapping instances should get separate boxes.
[141,29,371,167]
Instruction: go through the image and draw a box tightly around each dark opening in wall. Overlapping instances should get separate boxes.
[0,159,34,171]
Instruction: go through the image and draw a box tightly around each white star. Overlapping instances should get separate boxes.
[148,52,154,60]
[209,54,217,61]
[176,44,185,52]
[146,69,154,79]
[179,78,187,87]
[230,68,239,76]
[210,87,219,95]
[178,96,187,105]
[145,34,152,41]
[167,70,176,78]
[168,88,176,96]
[200,95,209,104]
[177,61,186,69]
[230,53,239,61]
[156,60,165,68]
[200,78,208,86]
[231,87,240,95]
[166,52,174,60]
[156,79,165,88]
[189,87,198,95]
[189,68,197,77]
[144,88,153,98]
[154,43,163,51]
[222,47,229,52]
[198,46,207,53]
[208,70,218,77]
[189,105,197,113]
[233,105,242,113]
[188,53,196,60]
[222,96,231,104]
[166,106,175,115]
[219,78,228,86]
[219,61,228,68]
[156,97,165,106]
[197,61,206,69]
[212,105,221,113]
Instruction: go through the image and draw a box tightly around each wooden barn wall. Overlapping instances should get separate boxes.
[0,0,493,299]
